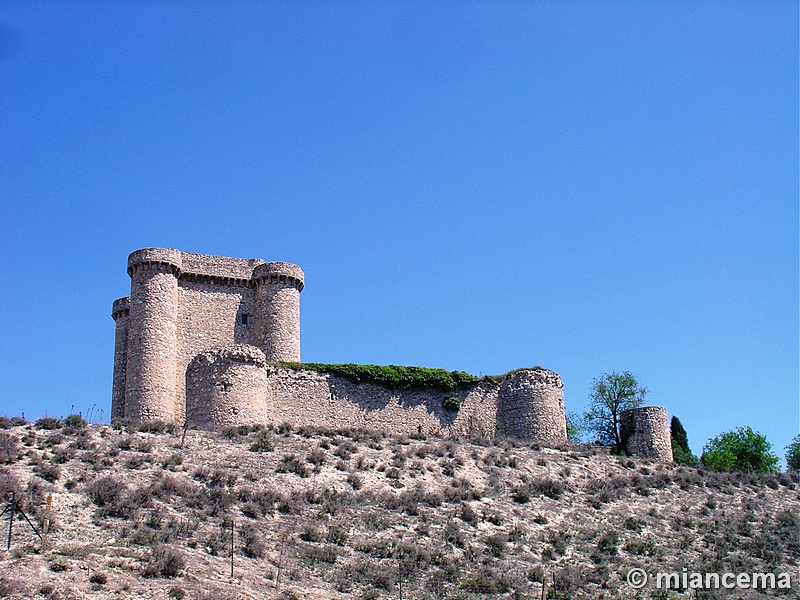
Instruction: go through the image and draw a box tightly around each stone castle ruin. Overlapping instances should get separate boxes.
[620,406,673,462]
[111,247,671,458]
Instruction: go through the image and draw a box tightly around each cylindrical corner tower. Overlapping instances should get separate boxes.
[499,368,567,445]
[620,406,673,462]
[185,345,269,427]
[253,262,304,362]
[124,248,182,422]
[111,296,130,421]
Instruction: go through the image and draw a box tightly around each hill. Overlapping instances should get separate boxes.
[0,419,797,599]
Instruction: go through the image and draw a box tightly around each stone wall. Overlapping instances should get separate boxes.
[183,345,567,445]
[175,278,256,422]
[620,406,673,462]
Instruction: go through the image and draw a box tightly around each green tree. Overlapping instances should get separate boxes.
[701,426,779,473]
[583,371,648,447]
[670,416,699,466]
[565,411,584,443]
[786,435,800,472]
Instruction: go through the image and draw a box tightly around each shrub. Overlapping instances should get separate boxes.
[249,430,275,453]
[461,568,511,594]
[673,443,700,466]
[701,426,780,473]
[193,466,236,488]
[511,486,530,504]
[519,478,565,500]
[35,417,62,430]
[301,544,339,565]
[528,565,546,583]
[442,396,461,412]
[240,523,266,558]
[168,588,186,600]
[161,453,183,469]
[624,516,643,532]
[326,525,349,546]
[143,545,185,578]
[0,433,19,464]
[137,421,176,434]
[334,440,358,460]
[300,525,324,543]
[277,454,309,478]
[88,572,107,585]
[49,558,70,572]
[87,475,127,507]
[33,461,61,483]
[307,447,327,466]
[86,475,137,518]
[484,533,508,557]
[63,414,87,429]
[346,473,363,490]
[596,531,618,554]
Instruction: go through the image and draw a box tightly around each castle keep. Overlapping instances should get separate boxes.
[112,248,303,424]
[111,247,668,458]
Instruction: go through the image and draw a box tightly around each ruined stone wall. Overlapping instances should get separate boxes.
[262,367,500,438]
[620,406,673,462]
[182,345,567,445]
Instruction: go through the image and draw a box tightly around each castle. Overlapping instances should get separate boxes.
[111,248,671,459]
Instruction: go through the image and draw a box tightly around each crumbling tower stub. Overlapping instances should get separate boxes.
[620,406,673,462]
[499,369,567,445]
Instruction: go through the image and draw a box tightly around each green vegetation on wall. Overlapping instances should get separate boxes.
[442,396,462,412]
[284,363,481,391]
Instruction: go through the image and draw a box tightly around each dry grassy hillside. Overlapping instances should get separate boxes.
[0,419,797,599]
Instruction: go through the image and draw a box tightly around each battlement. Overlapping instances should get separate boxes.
[253,262,305,291]
[127,247,183,276]
[111,297,129,321]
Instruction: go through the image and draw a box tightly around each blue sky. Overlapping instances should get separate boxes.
[1,1,797,461]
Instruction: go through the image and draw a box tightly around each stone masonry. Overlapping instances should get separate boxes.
[112,248,568,445]
[620,406,673,462]
[112,248,302,424]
